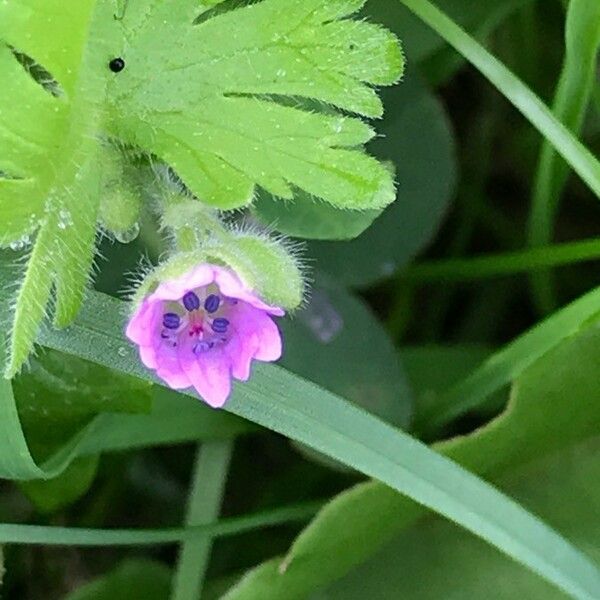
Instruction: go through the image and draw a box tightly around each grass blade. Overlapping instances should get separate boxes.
[34,290,600,599]
[403,237,600,283]
[171,441,233,600]
[398,0,600,200]
[418,285,600,434]
[527,0,600,313]
[0,501,322,546]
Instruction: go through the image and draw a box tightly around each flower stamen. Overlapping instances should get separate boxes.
[183,291,201,311]
[204,294,220,313]
[211,318,229,333]
[162,312,181,330]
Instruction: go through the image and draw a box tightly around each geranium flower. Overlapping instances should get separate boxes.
[126,263,284,407]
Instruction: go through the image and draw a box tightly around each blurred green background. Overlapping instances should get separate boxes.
[1,0,599,598]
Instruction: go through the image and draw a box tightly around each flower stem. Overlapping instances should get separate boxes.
[171,440,233,600]
[161,190,229,253]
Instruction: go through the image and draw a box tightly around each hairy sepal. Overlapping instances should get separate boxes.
[130,232,305,313]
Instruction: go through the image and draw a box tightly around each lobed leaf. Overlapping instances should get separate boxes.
[107,0,403,210]
[311,74,457,284]
[1,0,404,370]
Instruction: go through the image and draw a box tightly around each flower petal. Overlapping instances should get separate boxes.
[156,365,192,390]
[151,264,214,302]
[156,350,192,390]
[139,340,192,390]
[254,315,283,361]
[126,300,161,346]
[213,266,284,315]
[178,338,232,407]
[227,332,260,381]
[232,303,283,363]
[127,262,284,404]
[139,344,158,369]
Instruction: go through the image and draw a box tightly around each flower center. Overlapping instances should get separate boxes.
[160,288,233,355]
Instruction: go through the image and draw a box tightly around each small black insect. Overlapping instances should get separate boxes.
[108,57,125,73]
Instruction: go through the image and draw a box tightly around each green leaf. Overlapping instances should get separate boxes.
[107,0,403,210]
[528,0,600,313]
[1,0,403,372]
[419,284,600,435]
[0,328,250,482]
[0,381,251,481]
[76,387,253,455]
[401,344,493,424]
[281,274,413,469]
[252,188,383,241]
[367,0,531,66]
[10,348,151,509]
[0,0,117,375]
[397,0,600,201]
[324,438,600,599]
[281,274,413,429]
[311,74,457,286]
[418,0,536,85]
[221,315,600,600]
[13,349,152,459]
[7,234,54,375]
[19,455,99,513]
[32,289,600,599]
[65,559,171,600]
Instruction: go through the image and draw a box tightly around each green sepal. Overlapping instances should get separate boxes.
[131,231,304,312]
[206,232,305,310]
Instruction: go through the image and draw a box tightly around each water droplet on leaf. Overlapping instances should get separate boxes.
[9,235,31,251]
[114,222,140,243]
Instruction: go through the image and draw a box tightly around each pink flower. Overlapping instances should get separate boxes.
[126,264,284,408]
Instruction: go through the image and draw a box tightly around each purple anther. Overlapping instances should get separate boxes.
[162,312,180,330]
[193,340,212,355]
[211,318,229,333]
[204,294,220,313]
[183,291,200,311]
